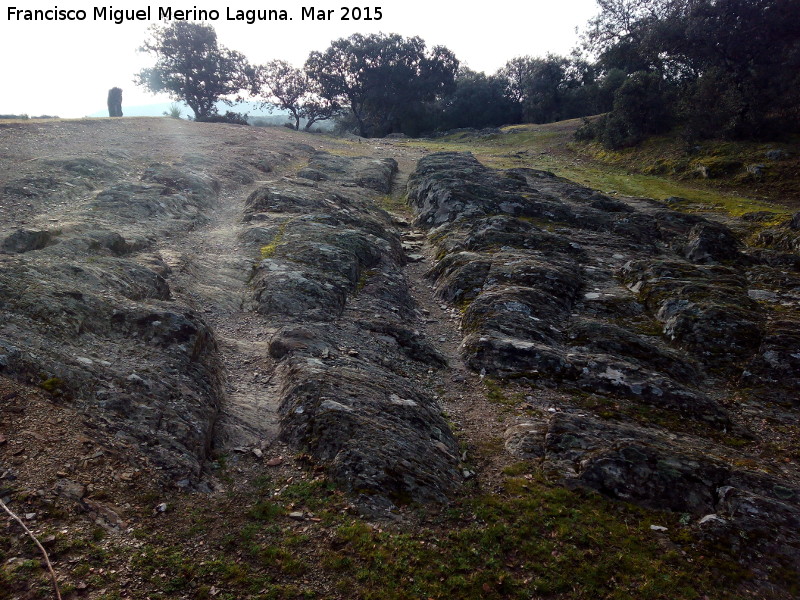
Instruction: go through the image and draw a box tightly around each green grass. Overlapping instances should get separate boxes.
[39,376,63,393]
[398,122,792,219]
[558,163,778,216]
[483,377,516,406]
[355,268,378,295]
[248,500,284,522]
[150,469,746,600]
[259,222,288,259]
[27,464,762,600]
[280,479,339,511]
[375,193,410,215]
[324,472,750,600]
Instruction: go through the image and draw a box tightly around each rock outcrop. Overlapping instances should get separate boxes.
[3,119,798,595]
[408,151,800,572]
[0,123,461,505]
[0,158,226,482]
[408,153,738,425]
[242,153,461,506]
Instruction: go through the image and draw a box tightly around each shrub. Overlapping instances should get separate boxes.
[163,103,183,119]
[598,71,672,148]
[574,116,600,142]
[195,111,249,125]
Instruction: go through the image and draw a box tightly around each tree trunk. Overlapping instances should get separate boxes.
[353,109,367,137]
[348,98,368,137]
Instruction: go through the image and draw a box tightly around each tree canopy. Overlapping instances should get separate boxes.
[133,7,798,144]
[584,0,800,142]
[305,33,459,137]
[136,21,251,120]
[432,68,521,131]
[255,60,339,130]
[497,54,600,124]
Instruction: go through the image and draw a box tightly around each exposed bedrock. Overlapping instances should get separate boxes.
[297,151,398,193]
[408,152,800,407]
[271,345,459,503]
[620,259,764,374]
[0,160,229,483]
[505,412,800,570]
[407,152,746,425]
[242,154,461,506]
[408,151,800,563]
[0,135,307,483]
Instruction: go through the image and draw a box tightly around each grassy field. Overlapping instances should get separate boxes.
[398,119,798,218]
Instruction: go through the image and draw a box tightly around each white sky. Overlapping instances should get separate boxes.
[1,1,600,118]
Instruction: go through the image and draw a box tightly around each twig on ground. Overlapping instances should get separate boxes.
[0,497,62,600]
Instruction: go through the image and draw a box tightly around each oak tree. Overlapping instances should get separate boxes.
[306,33,458,137]
[136,22,251,120]
[256,60,339,130]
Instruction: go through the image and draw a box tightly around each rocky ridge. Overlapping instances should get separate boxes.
[241,151,461,505]
[0,121,462,507]
[408,151,800,574]
[1,120,800,597]
[0,156,226,482]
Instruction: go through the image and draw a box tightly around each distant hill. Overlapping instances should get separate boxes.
[84,100,334,130]
[86,100,280,119]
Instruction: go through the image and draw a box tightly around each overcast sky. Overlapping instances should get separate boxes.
[1,1,600,118]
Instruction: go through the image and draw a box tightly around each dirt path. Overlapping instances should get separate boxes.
[381,158,515,494]
[153,135,516,487]
[161,174,289,451]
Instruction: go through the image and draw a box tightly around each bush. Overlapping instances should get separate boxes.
[332,112,361,136]
[163,103,183,119]
[195,111,249,125]
[596,71,672,149]
[574,116,601,142]
[249,117,279,127]
[600,112,637,149]
[677,69,769,142]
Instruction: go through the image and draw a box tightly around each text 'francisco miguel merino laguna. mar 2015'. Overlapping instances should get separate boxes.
[6,5,385,25]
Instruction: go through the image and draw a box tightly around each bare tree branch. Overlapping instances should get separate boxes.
[0,498,62,600]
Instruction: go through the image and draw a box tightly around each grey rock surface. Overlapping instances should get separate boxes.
[302,151,398,193]
[408,153,739,425]
[0,159,226,481]
[408,151,800,570]
[242,153,461,505]
[506,411,800,570]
